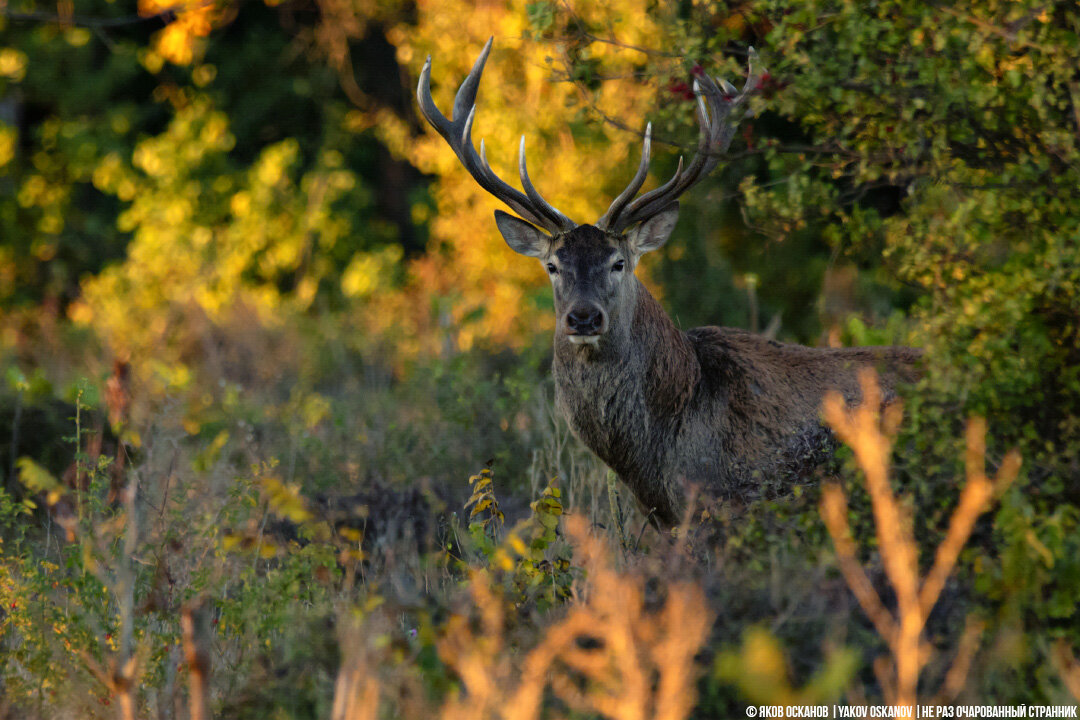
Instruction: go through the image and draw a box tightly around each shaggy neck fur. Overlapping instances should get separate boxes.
[552,279,698,521]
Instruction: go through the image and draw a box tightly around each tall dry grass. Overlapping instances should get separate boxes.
[325,513,709,720]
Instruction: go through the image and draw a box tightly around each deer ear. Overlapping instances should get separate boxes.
[627,202,679,256]
[495,210,551,258]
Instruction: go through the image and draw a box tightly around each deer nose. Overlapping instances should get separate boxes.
[565,304,606,335]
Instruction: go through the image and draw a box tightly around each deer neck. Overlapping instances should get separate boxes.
[625,279,701,417]
[552,278,701,452]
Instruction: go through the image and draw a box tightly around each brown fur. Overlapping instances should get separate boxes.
[552,272,920,527]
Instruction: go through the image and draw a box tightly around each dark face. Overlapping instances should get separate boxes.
[544,225,630,346]
[494,205,681,348]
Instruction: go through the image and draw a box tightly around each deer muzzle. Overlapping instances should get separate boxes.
[564,302,608,343]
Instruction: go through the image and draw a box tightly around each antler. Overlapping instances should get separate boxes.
[596,48,766,234]
[417,37,576,235]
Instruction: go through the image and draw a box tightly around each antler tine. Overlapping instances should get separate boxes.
[519,137,575,230]
[459,106,538,222]
[417,38,575,234]
[451,39,491,129]
[596,122,653,231]
[604,48,765,233]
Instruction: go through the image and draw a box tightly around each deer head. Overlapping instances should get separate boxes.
[417,38,763,349]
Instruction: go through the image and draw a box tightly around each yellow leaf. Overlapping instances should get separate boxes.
[81,543,99,574]
[508,534,527,556]
[494,549,514,571]
[339,527,363,543]
[470,498,493,517]
[16,457,61,494]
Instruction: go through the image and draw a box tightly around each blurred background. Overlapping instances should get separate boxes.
[0,0,1078,717]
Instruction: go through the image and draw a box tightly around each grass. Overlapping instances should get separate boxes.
[0,336,1077,719]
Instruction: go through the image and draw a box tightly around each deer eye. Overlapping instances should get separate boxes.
[611,260,625,273]
[546,263,558,275]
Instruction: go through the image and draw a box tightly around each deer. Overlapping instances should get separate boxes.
[418,39,920,527]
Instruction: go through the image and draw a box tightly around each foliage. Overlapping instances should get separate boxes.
[1,0,1079,716]
[715,627,858,707]
[457,466,574,613]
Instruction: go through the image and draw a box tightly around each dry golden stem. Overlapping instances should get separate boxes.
[510,610,596,720]
[964,418,987,481]
[824,374,920,706]
[76,650,138,720]
[117,692,136,720]
[918,476,990,615]
[181,599,212,720]
[872,656,897,706]
[918,421,1021,618]
[437,573,510,719]
[330,612,382,720]
[919,448,1020,618]
[1053,641,1080,702]
[330,664,380,720]
[437,513,709,720]
[651,584,710,720]
[821,370,1020,711]
[820,484,898,645]
[931,617,986,704]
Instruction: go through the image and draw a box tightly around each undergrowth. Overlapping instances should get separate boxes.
[0,348,1077,719]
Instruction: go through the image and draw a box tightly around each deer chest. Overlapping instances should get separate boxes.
[553,359,655,470]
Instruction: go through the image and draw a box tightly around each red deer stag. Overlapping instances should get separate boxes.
[418,39,919,526]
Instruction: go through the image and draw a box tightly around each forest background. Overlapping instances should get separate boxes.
[0,0,1079,717]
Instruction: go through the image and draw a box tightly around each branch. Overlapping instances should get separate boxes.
[0,3,201,29]
[933,4,1053,52]
[820,483,899,646]
[930,616,986,704]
